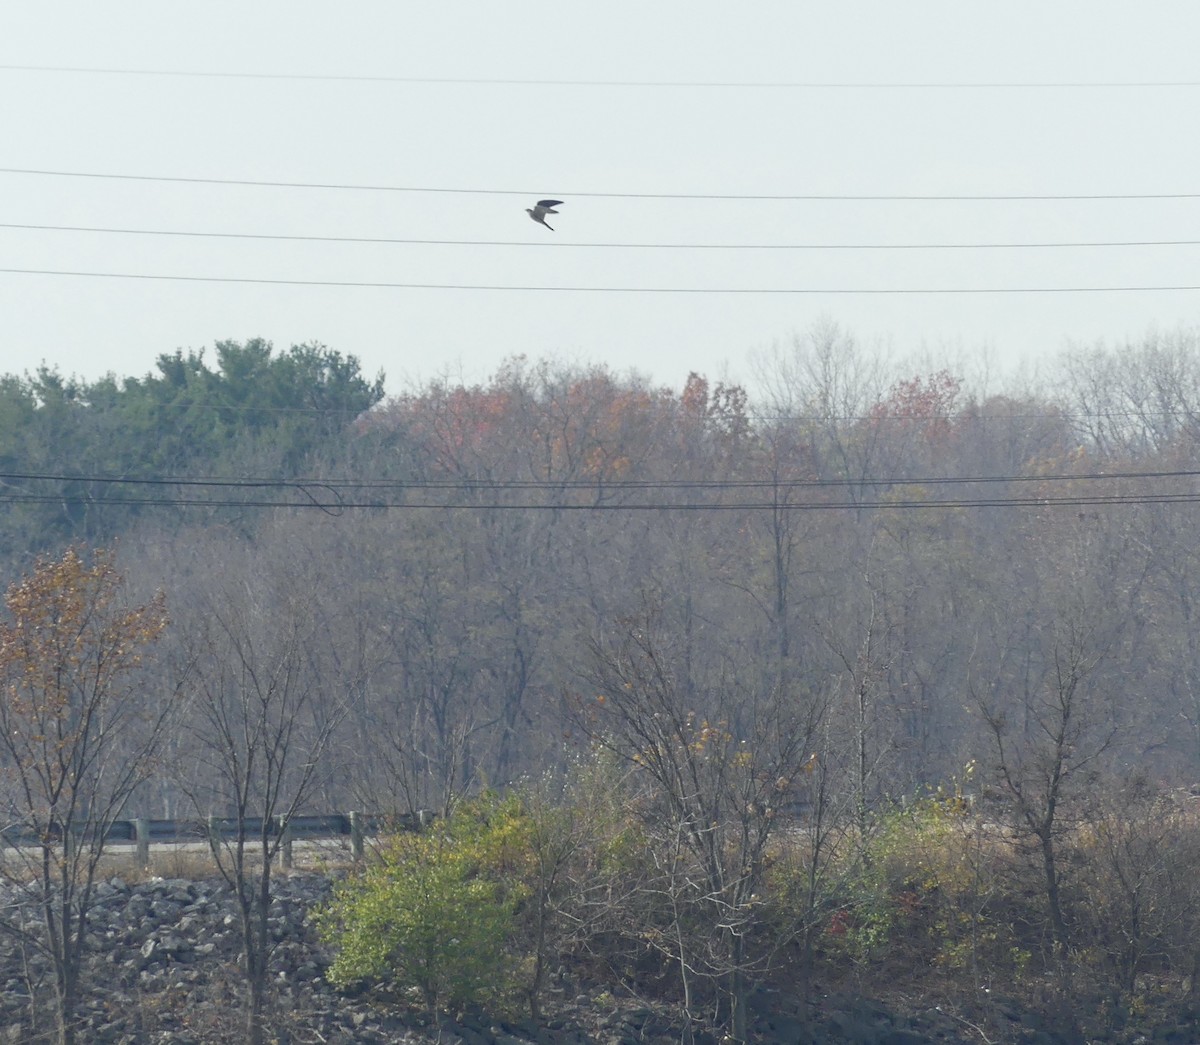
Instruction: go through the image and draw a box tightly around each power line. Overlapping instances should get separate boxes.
[6,221,1200,251]
[3,268,1199,294]
[3,167,1198,201]
[5,469,1197,512]
[4,466,1197,492]
[4,65,1200,89]
[1,490,1195,512]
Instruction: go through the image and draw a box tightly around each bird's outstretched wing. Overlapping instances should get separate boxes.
[537,199,564,208]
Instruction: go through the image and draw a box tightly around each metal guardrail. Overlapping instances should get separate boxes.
[0,811,431,863]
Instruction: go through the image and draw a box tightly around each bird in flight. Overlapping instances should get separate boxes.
[526,199,563,231]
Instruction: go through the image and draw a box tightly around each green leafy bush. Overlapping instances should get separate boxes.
[317,792,532,1011]
[848,776,1027,980]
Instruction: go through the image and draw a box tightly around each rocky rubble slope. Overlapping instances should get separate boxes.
[0,871,1090,1044]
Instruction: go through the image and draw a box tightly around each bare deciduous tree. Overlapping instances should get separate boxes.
[0,546,174,1045]
[975,614,1115,962]
[584,599,822,1042]
[182,573,348,1045]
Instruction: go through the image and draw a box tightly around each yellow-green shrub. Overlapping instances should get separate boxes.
[316,792,532,1011]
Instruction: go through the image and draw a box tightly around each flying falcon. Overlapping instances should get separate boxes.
[526,199,563,231]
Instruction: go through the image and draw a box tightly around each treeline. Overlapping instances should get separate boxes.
[7,326,1200,801]
[7,328,1200,800]
[6,324,1200,1038]
[0,337,384,553]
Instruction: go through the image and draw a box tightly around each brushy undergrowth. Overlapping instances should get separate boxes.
[308,764,1200,1042]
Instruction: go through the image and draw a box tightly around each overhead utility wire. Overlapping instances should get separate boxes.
[4,65,1199,89]
[3,268,1198,294]
[7,222,1198,251]
[6,469,1196,512]
[4,467,1197,491]
[3,168,1197,201]
[3,491,1198,512]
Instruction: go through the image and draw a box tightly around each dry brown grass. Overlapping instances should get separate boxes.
[0,835,362,886]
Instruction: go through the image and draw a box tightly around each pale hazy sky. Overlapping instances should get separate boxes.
[3,2,1199,393]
